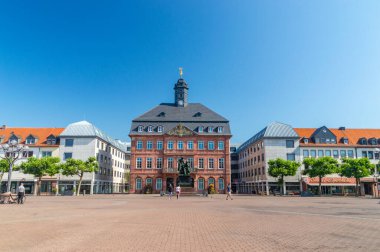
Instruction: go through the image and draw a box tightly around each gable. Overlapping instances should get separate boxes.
[166,124,197,137]
[311,126,337,144]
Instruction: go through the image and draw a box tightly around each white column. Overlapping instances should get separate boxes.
[266,181,269,195]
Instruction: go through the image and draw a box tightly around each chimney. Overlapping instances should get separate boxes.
[338,127,346,130]
[0,125,6,130]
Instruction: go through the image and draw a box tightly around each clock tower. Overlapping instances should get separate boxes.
[174,78,188,107]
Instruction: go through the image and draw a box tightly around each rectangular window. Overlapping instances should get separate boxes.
[198,158,204,169]
[218,141,224,150]
[198,179,204,190]
[375,152,380,160]
[168,158,173,168]
[362,151,367,158]
[325,150,331,157]
[208,141,215,150]
[287,153,295,161]
[310,150,316,158]
[41,151,52,157]
[198,141,204,150]
[348,150,354,158]
[65,139,74,147]
[147,158,152,168]
[26,138,35,144]
[368,151,374,159]
[208,158,214,169]
[137,141,143,150]
[146,178,152,185]
[178,141,183,150]
[136,158,142,169]
[156,158,162,169]
[333,150,339,158]
[168,141,174,150]
[340,150,347,158]
[187,141,193,150]
[218,158,224,169]
[147,141,153,150]
[286,140,294,148]
[156,178,162,190]
[187,158,194,168]
[303,150,309,157]
[63,152,72,160]
[157,141,163,150]
[218,178,224,190]
[318,150,324,157]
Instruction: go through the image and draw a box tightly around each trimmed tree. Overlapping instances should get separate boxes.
[303,157,338,196]
[340,158,375,197]
[61,157,99,196]
[268,158,301,195]
[18,157,60,195]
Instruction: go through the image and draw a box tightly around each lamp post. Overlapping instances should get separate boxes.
[0,140,29,193]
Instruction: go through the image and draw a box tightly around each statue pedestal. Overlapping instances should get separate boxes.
[178,175,194,188]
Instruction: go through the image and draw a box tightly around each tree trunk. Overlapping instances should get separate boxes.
[76,174,83,196]
[282,176,286,195]
[37,177,42,196]
[318,176,322,196]
[355,178,360,197]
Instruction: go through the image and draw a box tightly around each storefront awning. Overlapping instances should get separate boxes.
[305,177,356,186]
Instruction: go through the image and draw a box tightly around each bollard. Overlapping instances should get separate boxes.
[83,190,86,196]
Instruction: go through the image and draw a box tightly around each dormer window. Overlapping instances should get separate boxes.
[194,112,202,117]
[137,126,143,133]
[198,126,204,133]
[8,134,20,144]
[342,137,348,144]
[47,135,57,145]
[148,126,153,132]
[369,138,377,145]
[217,126,223,133]
[26,135,37,144]
[157,112,166,117]
[157,126,163,133]
[208,127,214,133]
[304,138,309,144]
[359,138,367,145]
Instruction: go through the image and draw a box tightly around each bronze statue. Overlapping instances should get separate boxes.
[177,158,190,176]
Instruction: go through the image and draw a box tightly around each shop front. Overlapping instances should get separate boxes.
[303,177,356,196]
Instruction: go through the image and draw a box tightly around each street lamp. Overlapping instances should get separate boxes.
[0,140,29,193]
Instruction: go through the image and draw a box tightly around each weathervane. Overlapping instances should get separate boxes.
[179,67,183,78]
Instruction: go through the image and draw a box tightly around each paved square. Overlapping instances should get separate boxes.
[0,195,379,252]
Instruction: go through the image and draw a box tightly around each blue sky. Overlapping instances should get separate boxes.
[1,1,380,144]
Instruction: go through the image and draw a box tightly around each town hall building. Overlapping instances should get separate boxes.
[129,75,232,194]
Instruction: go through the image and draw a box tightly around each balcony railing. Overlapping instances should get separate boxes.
[163,167,196,174]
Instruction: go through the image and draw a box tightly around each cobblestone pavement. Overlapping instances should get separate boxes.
[0,194,379,252]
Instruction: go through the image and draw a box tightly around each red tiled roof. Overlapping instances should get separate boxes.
[0,127,64,147]
[294,128,380,147]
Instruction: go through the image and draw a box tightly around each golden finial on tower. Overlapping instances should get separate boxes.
[179,67,183,78]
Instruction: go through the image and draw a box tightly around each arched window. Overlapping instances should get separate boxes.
[136,178,142,190]
[146,178,153,185]
[218,178,224,190]
[208,177,215,187]
[198,178,204,190]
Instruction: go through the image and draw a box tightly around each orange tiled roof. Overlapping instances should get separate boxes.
[294,128,380,147]
[0,127,64,147]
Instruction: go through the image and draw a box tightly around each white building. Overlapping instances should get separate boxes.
[59,121,130,194]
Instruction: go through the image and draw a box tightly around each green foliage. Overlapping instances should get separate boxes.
[60,157,99,196]
[303,157,338,178]
[0,159,9,180]
[208,183,216,194]
[303,157,339,196]
[18,157,60,178]
[268,158,300,194]
[340,158,374,179]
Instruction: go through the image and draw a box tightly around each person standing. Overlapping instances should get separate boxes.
[226,183,233,200]
[176,184,181,199]
[168,184,173,200]
[18,183,25,204]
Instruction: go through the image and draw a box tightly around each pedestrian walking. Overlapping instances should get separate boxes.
[226,183,233,200]
[176,184,181,199]
[168,184,173,200]
[18,183,25,204]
